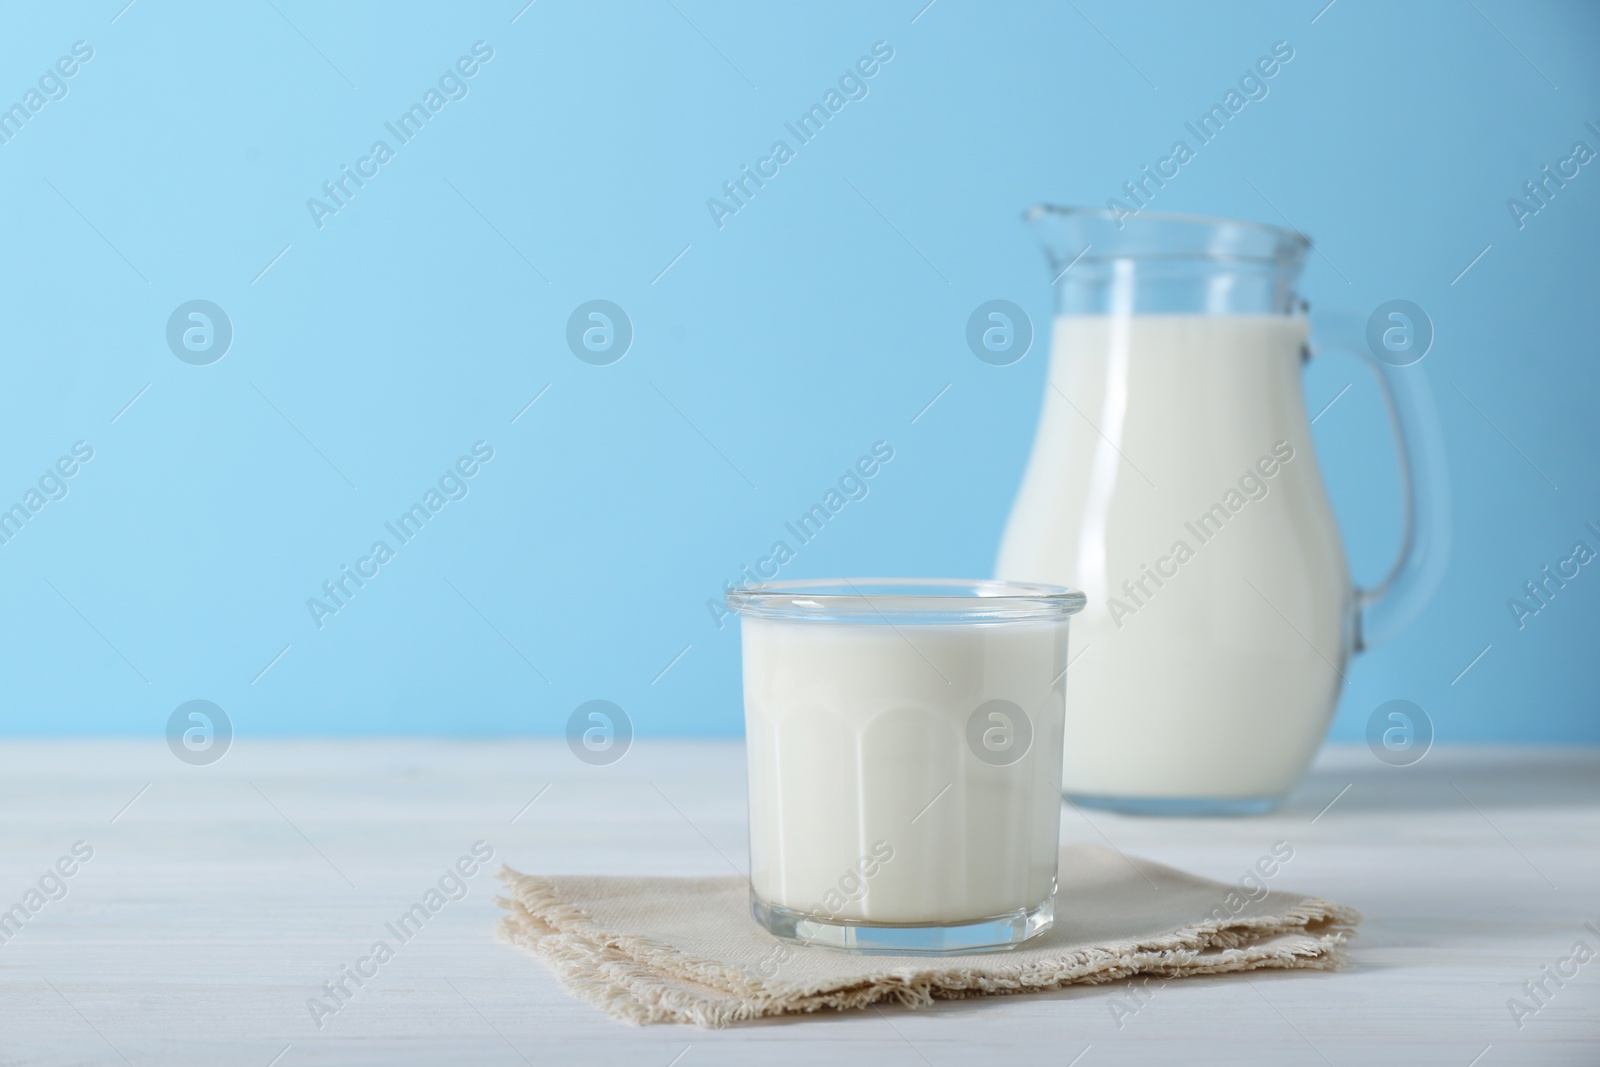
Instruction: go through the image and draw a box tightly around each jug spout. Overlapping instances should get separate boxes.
[1025,204,1098,279]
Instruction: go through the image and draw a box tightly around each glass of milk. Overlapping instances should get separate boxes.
[727,578,1086,954]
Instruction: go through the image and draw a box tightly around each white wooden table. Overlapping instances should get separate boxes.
[2,740,1596,1065]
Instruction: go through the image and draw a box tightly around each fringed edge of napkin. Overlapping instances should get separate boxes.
[494,866,1361,1029]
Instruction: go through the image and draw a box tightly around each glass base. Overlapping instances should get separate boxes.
[751,892,1053,955]
[1067,793,1282,816]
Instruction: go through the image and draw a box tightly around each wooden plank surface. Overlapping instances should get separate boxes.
[1,740,1596,1065]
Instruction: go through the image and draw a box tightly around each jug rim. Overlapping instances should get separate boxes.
[1026,204,1308,243]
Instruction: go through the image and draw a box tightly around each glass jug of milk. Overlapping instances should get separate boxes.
[996,207,1450,814]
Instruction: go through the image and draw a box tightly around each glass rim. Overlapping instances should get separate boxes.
[725,577,1086,623]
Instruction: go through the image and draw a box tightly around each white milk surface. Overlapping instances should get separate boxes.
[741,616,1067,924]
[997,314,1351,800]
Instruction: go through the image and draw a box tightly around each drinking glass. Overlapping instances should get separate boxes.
[727,578,1085,954]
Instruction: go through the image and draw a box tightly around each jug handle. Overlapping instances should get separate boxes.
[1308,311,1452,652]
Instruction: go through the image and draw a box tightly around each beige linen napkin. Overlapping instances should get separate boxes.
[494,844,1359,1028]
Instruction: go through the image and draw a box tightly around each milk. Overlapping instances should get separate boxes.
[740,616,1067,924]
[996,314,1351,802]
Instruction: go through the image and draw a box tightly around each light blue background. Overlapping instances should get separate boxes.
[0,1,1595,742]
